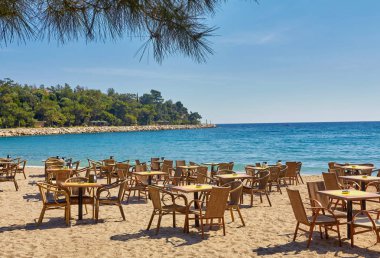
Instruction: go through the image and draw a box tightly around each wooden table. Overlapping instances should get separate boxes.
[172,184,213,227]
[202,163,220,173]
[245,166,270,171]
[214,174,253,180]
[178,165,199,184]
[60,182,103,220]
[340,165,374,175]
[339,175,380,191]
[134,171,167,185]
[318,190,380,238]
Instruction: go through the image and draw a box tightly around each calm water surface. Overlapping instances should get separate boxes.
[1,122,379,174]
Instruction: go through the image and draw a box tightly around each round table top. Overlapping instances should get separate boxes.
[202,162,220,166]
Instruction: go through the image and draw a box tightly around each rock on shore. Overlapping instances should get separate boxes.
[0,124,216,137]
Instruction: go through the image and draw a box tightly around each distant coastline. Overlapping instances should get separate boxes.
[0,124,216,137]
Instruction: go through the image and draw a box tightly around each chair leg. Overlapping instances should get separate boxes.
[23,171,26,179]
[38,206,46,225]
[230,208,235,222]
[95,200,100,222]
[14,179,19,191]
[118,204,126,221]
[222,217,226,236]
[237,207,245,226]
[172,211,176,228]
[293,222,299,241]
[351,224,354,247]
[156,212,162,235]
[265,192,272,207]
[307,223,315,248]
[336,224,342,247]
[201,218,205,239]
[147,211,155,230]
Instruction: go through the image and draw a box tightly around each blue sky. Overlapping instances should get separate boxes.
[1,0,380,123]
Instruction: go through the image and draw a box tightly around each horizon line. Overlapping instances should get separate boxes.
[214,120,380,125]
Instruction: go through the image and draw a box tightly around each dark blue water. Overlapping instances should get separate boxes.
[1,122,379,174]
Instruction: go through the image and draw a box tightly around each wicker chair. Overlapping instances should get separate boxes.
[0,163,19,190]
[49,169,73,185]
[15,160,27,179]
[187,186,231,239]
[37,182,70,226]
[296,162,304,184]
[147,186,189,234]
[350,210,380,247]
[243,170,272,207]
[151,157,161,171]
[175,160,186,168]
[284,162,299,185]
[228,162,234,170]
[268,166,282,194]
[306,181,346,220]
[95,180,127,221]
[287,188,342,248]
[115,163,131,179]
[223,181,245,226]
[64,177,95,219]
[163,160,174,169]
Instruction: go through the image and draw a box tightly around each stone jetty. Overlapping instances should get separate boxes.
[0,124,216,137]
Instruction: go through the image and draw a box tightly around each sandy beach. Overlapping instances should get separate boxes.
[1,167,380,258]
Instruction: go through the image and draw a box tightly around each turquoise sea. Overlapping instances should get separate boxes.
[1,122,379,174]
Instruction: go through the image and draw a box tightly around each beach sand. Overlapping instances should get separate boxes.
[1,167,380,257]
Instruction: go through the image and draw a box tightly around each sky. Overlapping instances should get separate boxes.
[1,0,380,124]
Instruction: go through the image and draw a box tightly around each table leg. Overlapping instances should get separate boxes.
[148,175,152,185]
[361,200,366,211]
[187,170,191,185]
[361,181,366,191]
[78,187,83,220]
[194,192,199,227]
[347,200,352,238]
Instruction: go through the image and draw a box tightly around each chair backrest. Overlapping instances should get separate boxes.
[175,160,186,167]
[189,161,198,166]
[116,163,130,178]
[71,160,80,170]
[103,159,116,165]
[18,160,27,170]
[296,162,302,173]
[151,160,161,170]
[285,162,297,177]
[205,186,231,218]
[245,166,255,176]
[151,157,159,162]
[54,170,72,184]
[255,162,261,167]
[328,162,336,169]
[322,172,340,190]
[161,164,171,176]
[135,164,147,172]
[268,166,280,181]
[223,181,243,206]
[135,160,141,165]
[279,165,288,178]
[148,186,162,210]
[228,162,234,170]
[217,169,234,175]
[196,167,208,184]
[286,188,308,225]
[163,160,173,169]
[258,170,270,190]
[306,181,330,208]
[217,163,230,171]
[328,168,345,184]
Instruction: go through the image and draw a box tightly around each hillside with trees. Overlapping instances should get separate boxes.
[0,79,202,128]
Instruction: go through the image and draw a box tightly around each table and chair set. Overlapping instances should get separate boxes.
[33,157,303,239]
[288,161,380,248]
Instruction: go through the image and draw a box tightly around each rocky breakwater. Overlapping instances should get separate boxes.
[0,124,216,137]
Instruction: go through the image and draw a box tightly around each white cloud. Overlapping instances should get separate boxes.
[218,28,290,46]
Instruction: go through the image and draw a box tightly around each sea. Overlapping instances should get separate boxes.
[1,122,379,175]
